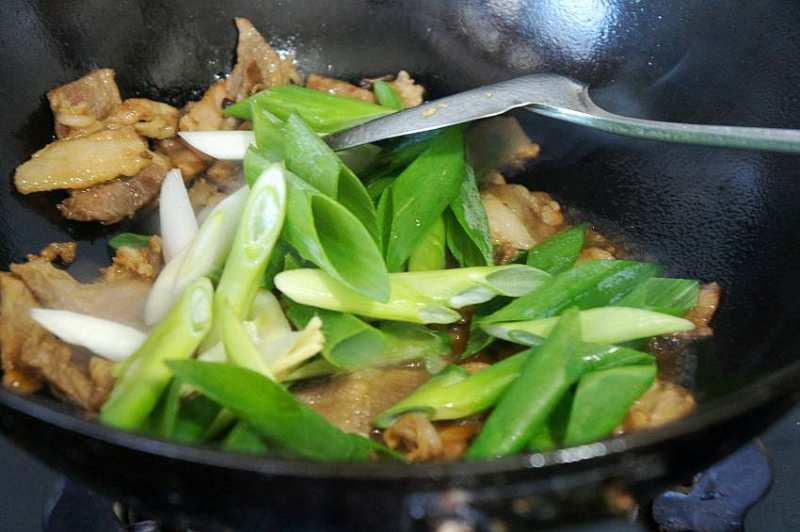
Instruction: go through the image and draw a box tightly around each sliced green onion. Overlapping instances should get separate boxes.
[281,357,340,382]
[275,268,459,324]
[447,165,494,267]
[374,342,652,428]
[467,308,584,459]
[617,277,700,316]
[481,260,660,324]
[167,360,386,462]
[408,216,446,271]
[178,130,254,160]
[561,363,656,447]
[222,422,269,455]
[373,80,404,110]
[108,232,151,250]
[214,163,287,320]
[99,277,213,431]
[224,85,394,134]
[336,144,382,176]
[221,302,275,379]
[483,307,694,345]
[526,224,586,275]
[384,127,466,272]
[170,394,222,444]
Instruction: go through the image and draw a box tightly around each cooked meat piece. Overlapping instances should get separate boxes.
[205,160,243,191]
[188,178,225,212]
[616,380,696,433]
[179,80,237,132]
[306,73,376,103]
[226,17,302,102]
[101,236,162,282]
[27,242,77,264]
[576,247,615,264]
[106,98,180,139]
[437,418,483,461]
[11,260,151,328]
[15,126,151,194]
[47,69,122,139]
[0,273,113,410]
[156,138,210,180]
[682,282,720,337]
[467,117,540,179]
[57,152,170,224]
[584,228,621,257]
[293,367,430,435]
[0,274,45,393]
[384,413,444,461]
[480,184,565,263]
[389,71,424,108]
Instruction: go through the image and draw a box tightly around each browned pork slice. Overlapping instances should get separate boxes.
[188,178,225,212]
[47,68,122,139]
[383,414,483,462]
[306,74,377,103]
[11,259,152,329]
[617,380,696,433]
[14,126,151,194]
[226,17,302,102]
[467,117,541,181]
[683,282,721,337]
[0,273,115,410]
[57,152,170,224]
[293,367,430,435]
[101,235,162,282]
[480,184,565,263]
[389,71,424,108]
[106,98,180,139]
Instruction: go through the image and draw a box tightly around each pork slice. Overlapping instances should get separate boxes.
[47,68,122,139]
[226,17,302,102]
[480,184,565,263]
[14,126,151,194]
[293,367,430,435]
[616,380,696,434]
[106,98,180,139]
[179,80,236,132]
[306,74,376,103]
[57,152,170,224]
[0,273,115,410]
[156,138,210,180]
[188,178,225,213]
[388,71,424,108]
[101,236,162,282]
[10,260,151,329]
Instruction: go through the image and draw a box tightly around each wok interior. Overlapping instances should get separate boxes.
[1,0,800,442]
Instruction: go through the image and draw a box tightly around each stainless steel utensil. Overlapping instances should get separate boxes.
[326,73,800,153]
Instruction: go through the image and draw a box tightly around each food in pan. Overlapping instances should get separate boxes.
[1,18,718,462]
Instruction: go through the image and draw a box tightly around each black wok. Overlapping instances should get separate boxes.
[1,0,800,530]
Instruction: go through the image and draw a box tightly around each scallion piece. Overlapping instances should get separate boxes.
[99,277,214,431]
[447,165,494,267]
[108,232,151,249]
[383,127,467,272]
[224,85,395,133]
[373,80,404,110]
[483,306,694,345]
[467,308,584,459]
[222,422,269,455]
[275,268,460,324]
[617,277,700,316]
[481,260,660,324]
[526,224,586,274]
[408,216,446,271]
[167,360,389,462]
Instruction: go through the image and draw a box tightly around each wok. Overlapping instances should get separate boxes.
[1,0,800,529]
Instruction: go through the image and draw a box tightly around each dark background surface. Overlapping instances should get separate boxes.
[1,406,799,532]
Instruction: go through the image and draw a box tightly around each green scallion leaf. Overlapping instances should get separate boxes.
[108,232,151,249]
[373,80,404,110]
[526,225,586,274]
[617,277,700,316]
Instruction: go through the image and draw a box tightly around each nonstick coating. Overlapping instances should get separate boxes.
[1,0,800,529]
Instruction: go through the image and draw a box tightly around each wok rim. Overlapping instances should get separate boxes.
[1,357,798,481]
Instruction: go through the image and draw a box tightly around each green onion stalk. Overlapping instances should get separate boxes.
[100,277,214,431]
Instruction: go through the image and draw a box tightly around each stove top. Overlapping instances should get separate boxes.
[2,408,799,531]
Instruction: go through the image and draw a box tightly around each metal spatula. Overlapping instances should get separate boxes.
[325,73,800,153]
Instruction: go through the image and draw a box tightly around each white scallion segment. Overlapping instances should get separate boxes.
[250,291,292,341]
[144,188,248,326]
[265,317,324,377]
[159,168,198,263]
[176,186,249,292]
[482,307,695,345]
[275,268,461,324]
[178,131,255,160]
[30,308,146,361]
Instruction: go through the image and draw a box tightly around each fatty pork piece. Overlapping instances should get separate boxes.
[480,184,565,263]
[306,73,377,103]
[58,152,171,224]
[14,126,151,194]
[0,273,115,411]
[47,68,122,139]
